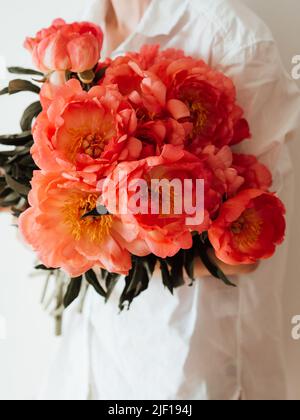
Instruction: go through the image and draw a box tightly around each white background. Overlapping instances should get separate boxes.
[0,0,299,400]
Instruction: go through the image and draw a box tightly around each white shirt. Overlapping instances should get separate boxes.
[39,0,300,400]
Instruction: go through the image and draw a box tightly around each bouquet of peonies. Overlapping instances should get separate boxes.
[0,19,286,313]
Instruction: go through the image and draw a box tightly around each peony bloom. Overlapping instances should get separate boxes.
[102,56,145,96]
[232,153,273,191]
[24,19,103,74]
[102,57,167,116]
[150,57,251,151]
[102,145,214,258]
[208,189,286,265]
[135,119,187,158]
[202,145,245,199]
[32,79,141,180]
[18,172,147,277]
[126,45,187,72]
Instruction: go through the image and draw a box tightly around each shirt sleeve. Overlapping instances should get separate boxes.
[216,40,300,194]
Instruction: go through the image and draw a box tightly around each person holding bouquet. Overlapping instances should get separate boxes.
[4,0,298,400]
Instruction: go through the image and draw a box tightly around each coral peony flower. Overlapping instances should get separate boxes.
[135,119,187,158]
[32,79,141,179]
[126,45,187,72]
[24,19,103,74]
[202,145,245,199]
[102,56,144,96]
[18,172,148,277]
[208,189,286,265]
[102,145,215,258]
[102,57,167,116]
[150,57,251,150]
[232,153,273,191]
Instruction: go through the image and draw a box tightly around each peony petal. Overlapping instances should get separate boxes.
[167,99,191,120]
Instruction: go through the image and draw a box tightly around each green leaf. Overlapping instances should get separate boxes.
[0,87,9,96]
[105,273,120,302]
[119,258,150,310]
[8,67,43,76]
[200,231,209,243]
[184,246,195,283]
[20,101,42,131]
[195,235,236,287]
[7,147,32,165]
[143,254,157,277]
[0,131,32,146]
[85,269,106,298]
[0,191,19,207]
[35,264,56,271]
[0,187,12,199]
[0,177,6,189]
[101,269,108,280]
[11,207,25,218]
[159,258,173,294]
[4,173,30,197]
[0,150,16,158]
[63,276,83,308]
[167,250,185,289]
[65,71,76,82]
[8,79,40,95]
[94,67,108,84]
[18,154,36,167]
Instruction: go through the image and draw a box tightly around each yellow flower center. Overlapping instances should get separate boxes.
[80,133,107,159]
[232,208,263,252]
[63,193,113,243]
[66,118,116,162]
[191,101,208,134]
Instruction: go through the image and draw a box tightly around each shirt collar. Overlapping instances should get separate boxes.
[136,0,189,37]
